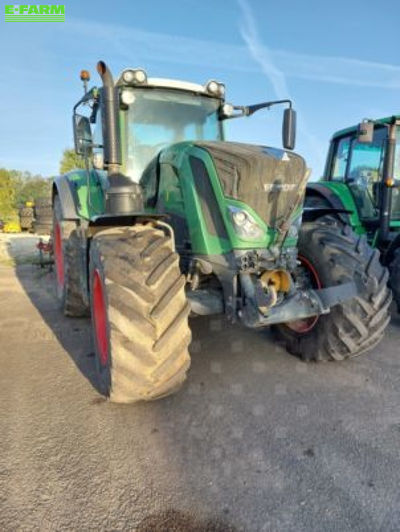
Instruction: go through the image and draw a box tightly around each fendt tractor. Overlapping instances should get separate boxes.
[52,62,391,403]
[307,117,400,310]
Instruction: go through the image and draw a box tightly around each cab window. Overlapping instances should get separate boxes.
[331,136,350,180]
[346,127,386,219]
[348,127,386,183]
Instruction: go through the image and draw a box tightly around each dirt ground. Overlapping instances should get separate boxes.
[0,233,400,531]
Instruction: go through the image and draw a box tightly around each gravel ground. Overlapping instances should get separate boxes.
[0,234,400,531]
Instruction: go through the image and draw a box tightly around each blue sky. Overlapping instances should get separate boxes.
[0,0,399,180]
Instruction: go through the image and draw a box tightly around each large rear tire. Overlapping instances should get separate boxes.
[52,196,89,317]
[274,221,392,361]
[389,249,400,312]
[89,224,191,403]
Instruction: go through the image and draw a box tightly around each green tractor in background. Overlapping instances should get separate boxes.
[52,61,391,403]
[306,116,400,310]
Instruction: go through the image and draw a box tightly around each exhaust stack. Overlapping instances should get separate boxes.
[96,60,143,215]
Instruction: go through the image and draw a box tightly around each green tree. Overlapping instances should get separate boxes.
[60,148,85,174]
[0,168,18,221]
[0,168,53,220]
[17,177,52,204]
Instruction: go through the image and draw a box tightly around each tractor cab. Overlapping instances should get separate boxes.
[74,68,226,182]
[73,64,296,199]
[115,71,226,182]
[314,117,400,245]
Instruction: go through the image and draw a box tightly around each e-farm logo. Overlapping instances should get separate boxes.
[4,4,65,22]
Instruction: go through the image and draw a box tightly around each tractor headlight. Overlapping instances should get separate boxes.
[222,103,234,117]
[122,68,147,85]
[205,80,225,98]
[228,206,264,239]
[121,88,136,105]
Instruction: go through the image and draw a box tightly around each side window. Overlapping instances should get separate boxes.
[140,157,159,207]
[348,127,385,182]
[92,108,104,170]
[331,136,351,180]
[92,108,103,150]
[346,127,386,219]
[159,163,184,210]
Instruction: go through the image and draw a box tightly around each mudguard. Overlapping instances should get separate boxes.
[53,170,107,221]
[306,183,347,210]
[306,183,352,225]
[52,175,80,220]
[302,207,353,223]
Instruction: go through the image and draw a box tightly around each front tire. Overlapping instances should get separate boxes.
[274,221,392,361]
[89,224,191,403]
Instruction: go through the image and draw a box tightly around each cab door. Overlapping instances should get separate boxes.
[328,127,387,222]
[346,127,386,221]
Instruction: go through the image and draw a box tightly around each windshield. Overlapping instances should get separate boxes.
[123,88,223,182]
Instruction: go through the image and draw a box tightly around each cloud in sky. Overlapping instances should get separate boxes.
[236,0,325,171]
[2,10,399,176]
[65,17,400,90]
[237,0,290,99]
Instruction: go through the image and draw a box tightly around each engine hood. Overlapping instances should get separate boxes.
[194,141,308,228]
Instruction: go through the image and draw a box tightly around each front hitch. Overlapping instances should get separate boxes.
[239,273,358,328]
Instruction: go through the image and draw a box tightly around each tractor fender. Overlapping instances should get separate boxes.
[305,183,351,224]
[302,207,353,223]
[306,183,347,210]
[52,175,80,220]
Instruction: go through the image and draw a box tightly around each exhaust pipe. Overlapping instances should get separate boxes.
[97,60,143,215]
[96,61,121,173]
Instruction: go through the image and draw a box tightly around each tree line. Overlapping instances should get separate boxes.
[0,149,84,221]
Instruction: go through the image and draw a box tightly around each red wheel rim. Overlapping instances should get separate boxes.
[92,269,109,365]
[286,255,322,334]
[54,222,64,288]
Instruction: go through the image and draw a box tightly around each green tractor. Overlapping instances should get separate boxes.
[52,61,391,403]
[306,116,400,310]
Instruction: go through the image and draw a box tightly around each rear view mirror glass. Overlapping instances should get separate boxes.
[357,120,374,144]
[73,114,93,155]
[282,108,296,150]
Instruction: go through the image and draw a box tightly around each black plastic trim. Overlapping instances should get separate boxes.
[53,176,80,220]
[189,156,228,240]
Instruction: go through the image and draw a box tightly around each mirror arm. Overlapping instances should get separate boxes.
[90,99,99,124]
[73,87,98,114]
[246,99,293,116]
[222,99,293,120]
[221,106,247,120]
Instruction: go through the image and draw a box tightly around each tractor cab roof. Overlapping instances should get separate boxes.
[116,69,225,99]
[141,78,209,94]
[332,114,400,140]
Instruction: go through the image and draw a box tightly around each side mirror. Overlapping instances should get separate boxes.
[357,120,374,143]
[282,108,296,150]
[73,114,93,155]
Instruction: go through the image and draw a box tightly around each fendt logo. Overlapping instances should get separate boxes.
[4,4,65,21]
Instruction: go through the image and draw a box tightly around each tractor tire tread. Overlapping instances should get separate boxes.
[90,225,191,403]
[274,220,391,361]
